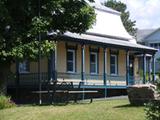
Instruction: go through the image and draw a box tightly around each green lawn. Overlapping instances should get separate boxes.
[0,99,146,120]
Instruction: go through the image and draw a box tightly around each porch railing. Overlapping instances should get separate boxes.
[7,72,49,86]
[7,72,142,86]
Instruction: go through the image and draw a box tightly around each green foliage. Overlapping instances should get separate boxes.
[11,40,55,61]
[104,0,137,36]
[0,0,96,63]
[0,94,16,109]
[145,100,160,120]
[145,80,160,120]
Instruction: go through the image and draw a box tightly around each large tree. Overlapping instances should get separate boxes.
[0,0,96,93]
[104,0,136,36]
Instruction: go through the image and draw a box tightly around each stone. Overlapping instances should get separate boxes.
[127,84,157,105]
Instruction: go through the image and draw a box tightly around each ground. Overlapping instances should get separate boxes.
[0,99,146,120]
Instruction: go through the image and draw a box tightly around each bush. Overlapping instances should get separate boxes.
[145,80,160,120]
[145,100,160,120]
[0,94,16,109]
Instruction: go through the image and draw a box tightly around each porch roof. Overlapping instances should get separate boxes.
[55,32,157,54]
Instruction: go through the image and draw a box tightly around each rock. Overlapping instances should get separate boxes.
[127,84,157,105]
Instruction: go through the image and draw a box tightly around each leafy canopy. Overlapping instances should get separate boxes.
[104,0,136,36]
[0,0,96,63]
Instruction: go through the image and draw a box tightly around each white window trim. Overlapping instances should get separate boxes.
[67,49,76,73]
[110,54,118,75]
[90,52,98,74]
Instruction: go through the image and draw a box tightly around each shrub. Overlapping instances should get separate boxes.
[0,94,16,109]
[145,100,160,120]
[145,80,160,120]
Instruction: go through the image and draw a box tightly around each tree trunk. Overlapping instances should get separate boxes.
[0,63,10,94]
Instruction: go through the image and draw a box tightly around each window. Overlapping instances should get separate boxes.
[110,54,118,75]
[67,49,75,73]
[150,43,160,50]
[90,52,98,74]
[150,43,154,47]
[19,60,30,73]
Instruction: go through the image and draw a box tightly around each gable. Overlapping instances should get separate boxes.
[145,29,160,43]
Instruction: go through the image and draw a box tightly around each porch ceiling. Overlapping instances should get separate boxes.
[54,32,157,54]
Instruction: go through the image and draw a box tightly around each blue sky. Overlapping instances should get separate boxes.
[99,0,160,29]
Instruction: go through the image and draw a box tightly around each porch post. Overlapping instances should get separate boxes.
[81,44,85,82]
[152,54,156,83]
[103,48,107,85]
[143,54,146,84]
[126,50,129,85]
[51,50,56,81]
[103,48,107,98]
[15,60,19,102]
[148,57,152,82]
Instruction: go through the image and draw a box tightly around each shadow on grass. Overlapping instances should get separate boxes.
[114,104,144,108]
[20,101,91,107]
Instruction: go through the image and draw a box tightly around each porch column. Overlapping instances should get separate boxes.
[148,57,152,82]
[15,60,20,102]
[103,48,107,98]
[126,50,129,85]
[152,54,156,82]
[81,44,85,82]
[103,48,107,85]
[143,54,146,84]
[50,49,57,81]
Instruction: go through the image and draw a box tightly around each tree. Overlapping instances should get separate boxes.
[0,0,96,93]
[104,0,136,36]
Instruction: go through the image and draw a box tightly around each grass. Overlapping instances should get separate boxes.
[0,99,146,120]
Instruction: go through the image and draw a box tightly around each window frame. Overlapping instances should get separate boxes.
[90,52,98,74]
[66,49,76,73]
[110,54,118,75]
[19,60,30,73]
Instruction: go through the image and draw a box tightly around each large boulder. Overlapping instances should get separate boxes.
[127,84,157,105]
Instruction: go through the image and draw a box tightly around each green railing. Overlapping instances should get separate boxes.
[7,72,142,86]
[7,72,49,86]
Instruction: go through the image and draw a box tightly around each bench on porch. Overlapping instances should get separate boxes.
[32,81,98,103]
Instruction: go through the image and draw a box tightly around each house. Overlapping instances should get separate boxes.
[136,28,160,73]
[8,1,157,100]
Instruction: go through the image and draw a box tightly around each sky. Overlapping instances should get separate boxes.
[99,0,160,29]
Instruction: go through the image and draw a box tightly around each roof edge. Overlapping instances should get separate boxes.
[85,32,131,41]
[143,27,160,40]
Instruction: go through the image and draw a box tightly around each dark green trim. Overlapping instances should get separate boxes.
[81,45,85,81]
[65,43,78,50]
[143,54,146,84]
[103,48,107,85]
[48,56,51,82]
[110,49,119,55]
[89,47,99,52]
[152,54,156,82]
[126,50,129,85]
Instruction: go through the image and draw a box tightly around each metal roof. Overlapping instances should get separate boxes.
[85,0,133,41]
[56,32,157,53]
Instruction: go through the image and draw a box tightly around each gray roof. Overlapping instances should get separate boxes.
[136,29,156,43]
[58,32,157,53]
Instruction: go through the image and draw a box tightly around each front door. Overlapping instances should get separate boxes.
[129,56,134,84]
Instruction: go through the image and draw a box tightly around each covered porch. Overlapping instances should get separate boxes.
[8,33,157,90]
[48,32,157,88]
